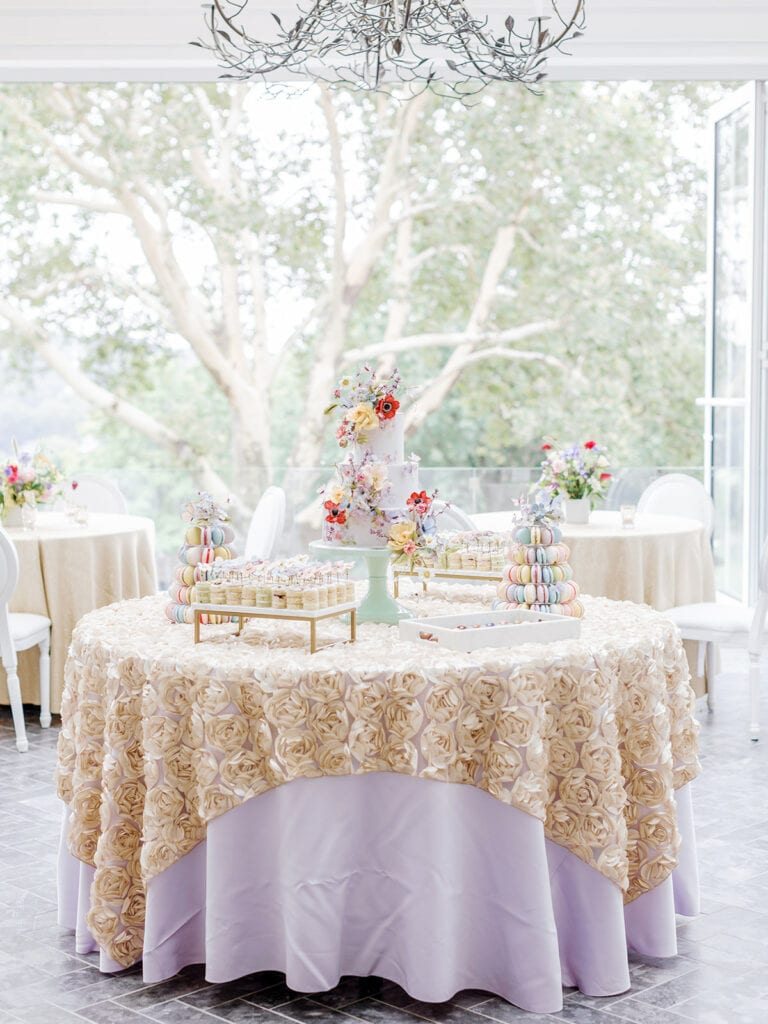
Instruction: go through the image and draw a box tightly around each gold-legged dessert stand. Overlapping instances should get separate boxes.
[192,602,357,653]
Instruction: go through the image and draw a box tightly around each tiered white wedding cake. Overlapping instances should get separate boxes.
[321,367,419,548]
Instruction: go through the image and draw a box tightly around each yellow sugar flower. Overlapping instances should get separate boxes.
[388,521,417,552]
[348,402,379,433]
[327,484,346,505]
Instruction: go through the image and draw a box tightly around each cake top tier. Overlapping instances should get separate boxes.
[325,365,403,453]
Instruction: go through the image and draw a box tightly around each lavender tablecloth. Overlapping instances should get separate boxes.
[59,773,698,1012]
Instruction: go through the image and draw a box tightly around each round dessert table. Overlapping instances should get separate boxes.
[56,586,699,1012]
[1,511,157,713]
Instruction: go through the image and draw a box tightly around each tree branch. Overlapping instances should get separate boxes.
[404,202,537,435]
[318,85,347,307]
[448,346,568,373]
[349,321,560,362]
[9,105,114,191]
[30,191,122,215]
[0,299,243,512]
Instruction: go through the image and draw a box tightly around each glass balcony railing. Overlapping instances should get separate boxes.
[100,464,704,590]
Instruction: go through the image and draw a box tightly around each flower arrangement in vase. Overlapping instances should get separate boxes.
[388,489,443,569]
[1,442,63,525]
[324,364,402,447]
[534,439,611,524]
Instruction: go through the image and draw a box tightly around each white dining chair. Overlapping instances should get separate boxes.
[433,500,477,532]
[666,536,768,741]
[245,486,286,560]
[68,474,128,515]
[0,526,51,752]
[637,473,714,535]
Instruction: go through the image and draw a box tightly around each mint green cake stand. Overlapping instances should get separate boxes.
[308,541,411,625]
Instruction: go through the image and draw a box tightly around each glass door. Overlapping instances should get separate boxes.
[703,83,767,602]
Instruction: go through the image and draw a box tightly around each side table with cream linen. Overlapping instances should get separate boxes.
[1,512,157,713]
[473,510,715,694]
[56,586,699,1013]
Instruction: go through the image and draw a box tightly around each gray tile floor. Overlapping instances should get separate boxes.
[0,651,766,1024]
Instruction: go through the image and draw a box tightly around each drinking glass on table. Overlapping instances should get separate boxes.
[21,494,37,531]
[620,504,637,529]
[75,504,89,527]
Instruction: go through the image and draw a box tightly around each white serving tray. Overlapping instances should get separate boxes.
[399,608,581,651]
[394,566,504,579]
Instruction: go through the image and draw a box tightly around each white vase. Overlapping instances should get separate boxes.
[2,504,24,528]
[564,497,591,524]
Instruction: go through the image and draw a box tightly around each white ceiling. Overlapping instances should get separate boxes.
[0,0,767,82]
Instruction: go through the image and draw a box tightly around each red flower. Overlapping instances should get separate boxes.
[600,472,611,481]
[324,500,347,526]
[4,464,18,483]
[541,444,552,451]
[375,395,400,420]
[584,440,597,449]
[71,480,79,490]
[407,490,431,514]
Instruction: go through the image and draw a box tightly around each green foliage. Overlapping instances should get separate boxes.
[0,79,725,499]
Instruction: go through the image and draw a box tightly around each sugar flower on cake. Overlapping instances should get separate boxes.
[323,500,347,526]
[319,453,392,539]
[535,439,612,505]
[406,489,432,515]
[348,402,380,434]
[388,488,444,569]
[389,520,418,553]
[375,394,400,420]
[325,364,403,448]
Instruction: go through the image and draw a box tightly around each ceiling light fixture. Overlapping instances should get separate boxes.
[194,1,587,97]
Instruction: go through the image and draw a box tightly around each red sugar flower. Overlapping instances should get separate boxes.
[375,395,400,420]
[584,440,597,449]
[407,490,432,514]
[600,472,611,481]
[541,444,552,451]
[324,500,347,526]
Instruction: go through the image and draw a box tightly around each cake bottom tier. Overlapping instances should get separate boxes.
[323,507,408,548]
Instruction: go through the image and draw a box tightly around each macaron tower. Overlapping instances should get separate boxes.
[495,496,584,617]
[165,491,236,624]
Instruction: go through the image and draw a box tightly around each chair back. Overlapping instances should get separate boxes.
[637,473,714,535]
[0,526,19,661]
[69,474,128,515]
[748,535,768,654]
[0,525,19,609]
[245,486,286,560]
[432,500,477,532]
[759,535,768,598]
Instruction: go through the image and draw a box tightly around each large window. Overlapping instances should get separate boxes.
[705,83,768,601]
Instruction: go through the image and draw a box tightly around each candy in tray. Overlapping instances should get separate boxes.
[399,608,581,652]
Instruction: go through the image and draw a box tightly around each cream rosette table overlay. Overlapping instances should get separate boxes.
[56,584,699,1008]
[1,512,157,712]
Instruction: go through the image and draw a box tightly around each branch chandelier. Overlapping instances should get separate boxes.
[194,1,586,97]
